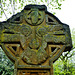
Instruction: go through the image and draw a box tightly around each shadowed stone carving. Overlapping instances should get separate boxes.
[0,5,72,75]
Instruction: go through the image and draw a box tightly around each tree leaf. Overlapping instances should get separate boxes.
[45,0,47,2]
[21,3,23,7]
[19,0,21,3]
[56,0,58,2]
[1,11,3,15]
[15,0,17,2]
[41,0,43,2]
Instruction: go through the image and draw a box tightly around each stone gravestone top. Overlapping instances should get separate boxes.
[0,4,72,75]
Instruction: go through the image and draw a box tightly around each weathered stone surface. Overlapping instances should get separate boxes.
[0,4,72,75]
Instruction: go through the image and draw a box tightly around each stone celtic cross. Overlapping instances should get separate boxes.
[0,5,72,75]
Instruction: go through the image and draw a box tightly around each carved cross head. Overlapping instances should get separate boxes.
[0,4,72,75]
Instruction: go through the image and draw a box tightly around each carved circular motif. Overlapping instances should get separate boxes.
[25,10,44,25]
[19,24,32,37]
[36,26,47,37]
[29,39,40,49]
